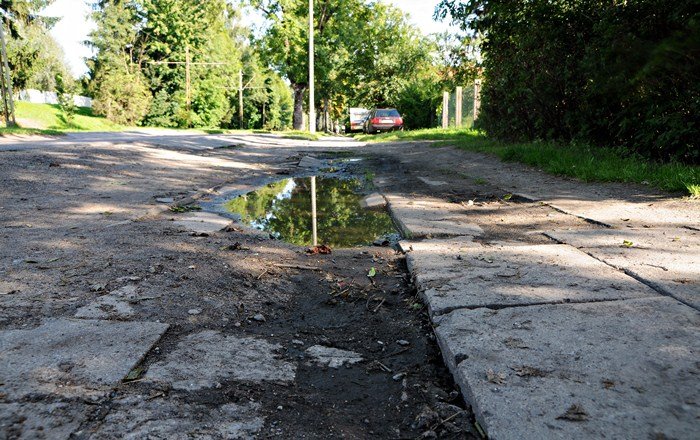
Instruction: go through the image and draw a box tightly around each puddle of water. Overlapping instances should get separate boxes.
[223,177,397,247]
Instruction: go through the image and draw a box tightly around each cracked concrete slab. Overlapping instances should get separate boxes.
[418,243,655,316]
[0,401,89,440]
[173,212,231,234]
[146,330,295,390]
[546,228,700,309]
[90,396,264,440]
[385,195,483,238]
[0,319,168,399]
[434,297,700,440]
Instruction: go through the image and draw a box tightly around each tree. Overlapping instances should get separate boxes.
[252,0,434,130]
[87,0,152,124]
[1,0,70,92]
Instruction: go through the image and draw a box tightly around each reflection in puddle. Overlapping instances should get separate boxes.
[223,177,397,247]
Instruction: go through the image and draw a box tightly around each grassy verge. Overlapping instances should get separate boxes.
[356,128,700,197]
[277,130,332,141]
[1,102,123,135]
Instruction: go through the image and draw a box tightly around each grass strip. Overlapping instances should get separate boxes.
[356,128,699,197]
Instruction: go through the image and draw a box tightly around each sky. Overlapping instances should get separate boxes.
[43,0,455,77]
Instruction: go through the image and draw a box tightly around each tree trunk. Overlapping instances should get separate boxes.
[292,83,306,130]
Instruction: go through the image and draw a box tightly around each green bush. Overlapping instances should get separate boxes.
[438,0,699,164]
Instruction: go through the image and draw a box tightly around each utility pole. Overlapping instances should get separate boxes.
[0,18,16,127]
[308,0,315,133]
[238,69,244,128]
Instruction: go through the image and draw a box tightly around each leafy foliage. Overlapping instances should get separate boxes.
[2,0,70,92]
[437,0,700,163]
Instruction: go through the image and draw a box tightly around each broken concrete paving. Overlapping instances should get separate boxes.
[433,297,700,440]
[146,330,296,390]
[305,345,364,369]
[90,396,264,440]
[0,319,168,399]
[173,211,232,235]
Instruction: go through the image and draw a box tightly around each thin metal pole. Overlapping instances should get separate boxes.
[308,0,315,133]
[0,19,16,127]
[311,176,318,246]
[238,69,244,128]
[185,45,191,114]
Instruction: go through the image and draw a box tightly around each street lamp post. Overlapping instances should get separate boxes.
[308,0,316,133]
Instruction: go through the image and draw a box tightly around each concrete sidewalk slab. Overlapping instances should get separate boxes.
[434,297,700,440]
[402,237,479,287]
[546,228,699,310]
[146,330,296,390]
[418,244,655,316]
[0,319,168,399]
[385,195,483,238]
[173,211,231,234]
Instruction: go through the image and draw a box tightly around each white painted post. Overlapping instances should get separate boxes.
[442,92,449,129]
[455,86,463,128]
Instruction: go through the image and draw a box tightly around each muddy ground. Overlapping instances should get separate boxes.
[1,138,484,439]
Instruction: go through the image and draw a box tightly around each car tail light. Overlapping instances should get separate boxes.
[396,117,403,124]
[371,118,380,124]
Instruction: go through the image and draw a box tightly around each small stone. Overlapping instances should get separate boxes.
[392,373,406,381]
[277,405,283,411]
[397,339,410,346]
[252,314,266,322]
[156,197,175,204]
[292,339,304,346]
[188,308,202,315]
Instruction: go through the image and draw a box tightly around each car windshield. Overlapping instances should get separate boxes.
[376,109,400,117]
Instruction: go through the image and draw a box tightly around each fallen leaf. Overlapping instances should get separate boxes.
[307,245,332,255]
[367,267,377,278]
[602,379,615,389]
[622,240,634,248]
[486,369,506,384]
[557,404,589,422]
[502,193,513,201]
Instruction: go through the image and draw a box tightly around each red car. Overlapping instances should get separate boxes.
[363,108,404,134]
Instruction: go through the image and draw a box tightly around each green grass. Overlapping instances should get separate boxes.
[0,102,123,135]
[278,130,332,141]
[356,128,700,197]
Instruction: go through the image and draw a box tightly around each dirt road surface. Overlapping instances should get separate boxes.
[1,131,697,439]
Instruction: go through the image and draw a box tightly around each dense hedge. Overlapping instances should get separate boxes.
[438,0,699,163]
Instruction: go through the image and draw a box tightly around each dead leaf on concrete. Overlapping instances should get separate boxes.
[557,404,589,422]
[486,369,506,385]
[602,379,616,389]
